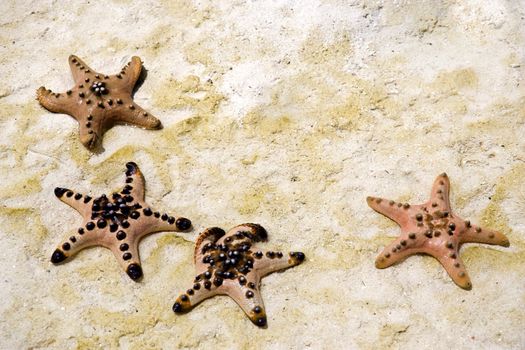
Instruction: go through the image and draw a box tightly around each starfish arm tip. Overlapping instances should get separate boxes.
[125,161,139,173]
[366,196,385,209]
[493,230,511,247]
[460,281,473,290]
[79,130,100,150]
[131,56,142,64]
[144,115,162,129]
[36,87,48,105]
[122,160,145,193]
[115,56,144,88]
[251,224,268,241]
[374,257,385,269]
[367,196,392,213]
[53,186,68,198]
[198,227,226,243]
[172,298,192,314]
[126,263,143,281]
[36,86,66,112]
[452,271,473,290]
[54,187,89,212]
[172,302,184,314]
[152,118,163,129]
[375,255,391,269]
[374,241,410,269]
[430,173,451,203]
[240,223,268,242]
[249,312,268,327]
[50,248,68,264]
[223,224,268,243]
[36,85,46,96]
[289,251,306,265]
[175,217,192,231]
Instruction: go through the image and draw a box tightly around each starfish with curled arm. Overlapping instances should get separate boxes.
[172,224,305,327]
[50,162,192,281]
[367,173,509,290]
[37,55,161,150]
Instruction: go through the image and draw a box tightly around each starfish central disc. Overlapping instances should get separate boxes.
[90,81,108,96]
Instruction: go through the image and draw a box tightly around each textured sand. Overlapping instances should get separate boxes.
[0,0,524,349]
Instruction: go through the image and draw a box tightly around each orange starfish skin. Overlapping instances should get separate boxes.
[51,162,192,281]
[36,55,161,150]
[367,173,509,290]
[172,224,305,327]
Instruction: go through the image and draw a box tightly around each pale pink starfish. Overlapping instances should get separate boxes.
[367,173,509,289]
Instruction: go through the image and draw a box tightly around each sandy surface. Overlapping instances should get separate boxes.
[0,0,524,349]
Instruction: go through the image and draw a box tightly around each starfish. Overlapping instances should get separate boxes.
[51,162,192,281]
[367,173,510,290]
[36,55,161,150]
[172,224,305,327]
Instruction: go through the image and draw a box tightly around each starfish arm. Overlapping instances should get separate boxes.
[461,224,510,247]
[36,87,77,116]
[68,55,95,82]
[172,280,220,314]
[115,56,143,92]
[429,246,472,290]
[78,122,102,150]
[173,276,268,327]
[221,277,268,326]
[254,250,305,277]
[133,211,192,240]
[375,235,424,268]
[53,187,92,214]
[123,162,145,201]
[367,196,411,227]
[109,236,144,281]
[194,227,226,270]
[427,173,452,212]
[112,103,162,129]
[217,223,268,245]
[50,226,105,265]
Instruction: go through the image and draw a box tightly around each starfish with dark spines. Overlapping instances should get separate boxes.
[51,162,192,281]
[172,224,305,327]
[367,173,510,290]
[36,55,161,150]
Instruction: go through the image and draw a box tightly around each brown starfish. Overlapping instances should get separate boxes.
[367,173,509,290]
[172,224,305,327]
[51,162,192,281]
[36,55,161,150]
